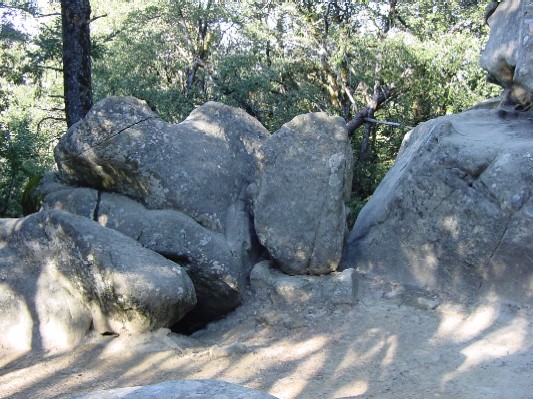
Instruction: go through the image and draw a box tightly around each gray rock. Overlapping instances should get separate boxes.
[29,99,356,340]
[48,97,270,329]
[0,242,92,351]
[22,171,73,215]
[54,97,269,233]
[0,210,196,351]
[66,380,278,399]
[42,189,247,330]
[250,260,358,306]
[209,342,250,357]
[342,109,533,304]
[410,297,441,311]
[252,112,353,275]
[480,0,533,110]
[43,187,100,220]
[224,185,265,279]
[97,192,245,329]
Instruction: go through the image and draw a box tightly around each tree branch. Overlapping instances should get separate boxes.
[365,118,412,129]
[36,65,63,72]
[346,109,369,134]
[346,84,393,135]
[36,12,61,18]
[90,14,107,23]
[36,116,66,133]
[0,2,61,18]
[0,2,34,13]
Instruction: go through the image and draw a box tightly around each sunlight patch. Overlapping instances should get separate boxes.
[441,316,530,386]
[433,304,498,343]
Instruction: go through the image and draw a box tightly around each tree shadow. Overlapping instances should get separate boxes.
[1,271,530,399]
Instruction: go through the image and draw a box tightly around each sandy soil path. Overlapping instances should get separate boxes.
[1,274,532,399]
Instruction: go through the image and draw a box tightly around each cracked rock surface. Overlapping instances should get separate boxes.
[341,108,533,303]
[54,96,269,233]
[252,112,353,275]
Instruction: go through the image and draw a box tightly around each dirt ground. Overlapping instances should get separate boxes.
[1,272,532,399]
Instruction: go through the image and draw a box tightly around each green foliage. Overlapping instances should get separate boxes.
[92,0,232,122]
[0,110,53,217]
[0,0,502,220]
[0,1,61,217]
[212,52,324,131]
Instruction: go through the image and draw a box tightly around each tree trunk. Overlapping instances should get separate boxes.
[358,108,375,161]
[61,0,92,128]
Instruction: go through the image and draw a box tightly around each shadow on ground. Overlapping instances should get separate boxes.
[1,272,531,399]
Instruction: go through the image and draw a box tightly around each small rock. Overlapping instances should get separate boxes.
[413,297,441,310]
[282,318,310,330]
[209,342,250,357]
[383,288,404,299]
[250,261,358,306]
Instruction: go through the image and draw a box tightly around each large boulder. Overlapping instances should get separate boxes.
[54,97,269,232]
[481,0,533,110]
[50,97,269,332]
[251,112,353,275]
[0,242,92,352]
[341,109,533,303]
[67,380,279,399]
[41,187,247,330]
[0,210,196,351]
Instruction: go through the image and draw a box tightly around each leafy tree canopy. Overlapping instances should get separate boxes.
[0,0,501,218]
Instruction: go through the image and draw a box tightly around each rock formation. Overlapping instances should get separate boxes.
[3,96,353,349]
[251,112,353,275]
[481,0,533,110]
[50,98,353,284]
[251,260,358,306]
[54,97,269,233]
[341,109,533,303]
[342,0,533,304]
[4,0,531,355]
[40,186,246,332]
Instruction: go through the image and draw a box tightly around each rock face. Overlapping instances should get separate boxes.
[54,97,269,233]
[251,261,358,306]
[252,112,353,275]
[66,380,279,399]
[41,187,246,331]
[0,210,196,351]
[481,0,533,110]
[342,109,533,303]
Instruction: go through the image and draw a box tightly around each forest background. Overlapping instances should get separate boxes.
[0,0,500,220]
